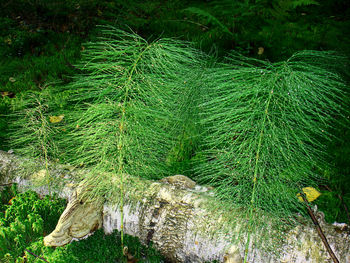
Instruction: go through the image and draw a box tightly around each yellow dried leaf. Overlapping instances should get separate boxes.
[258,47,264,55]
[50,115,64,123]
[297,187,321,202]
[1,91,10,97]
[8,196,16,205]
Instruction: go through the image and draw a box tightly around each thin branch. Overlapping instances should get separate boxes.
[167,19,210,30]
[301,193,339,263]
[54,38,82,73]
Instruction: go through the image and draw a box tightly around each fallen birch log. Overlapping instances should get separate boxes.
[0,150,349,263]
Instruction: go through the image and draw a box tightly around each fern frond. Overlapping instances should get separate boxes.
[183,7,234,37]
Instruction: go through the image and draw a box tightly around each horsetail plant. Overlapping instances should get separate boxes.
[194,51,347,260]
[56,27,205,250]
[8,91,63,196]
[8,26,347,260]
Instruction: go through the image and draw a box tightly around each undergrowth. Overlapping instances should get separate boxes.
[0,186,164,263]
[0,186,65,261]
[0,32,82,151]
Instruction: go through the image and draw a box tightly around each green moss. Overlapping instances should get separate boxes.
[0,188,65,260]
[22,231,164,263]
[0,186,164,263]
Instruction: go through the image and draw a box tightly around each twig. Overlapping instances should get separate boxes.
[2,0,13,8]
[300,193,339,263]
[24,249,49,263]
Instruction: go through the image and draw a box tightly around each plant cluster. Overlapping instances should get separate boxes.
[0,29,82,150]
[6,27,348,258]
[1,1,349,188]
[0,185,17,216]
[0,0,349,260]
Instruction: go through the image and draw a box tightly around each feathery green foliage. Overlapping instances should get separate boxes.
[59,27,204,177]
[9,93,58,161]
[8,87,72,193]
[7,27,348,257]
[55,27,205,247]
[194,50,346,259]
[196,51,345,211]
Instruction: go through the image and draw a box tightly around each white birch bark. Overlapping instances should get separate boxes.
[0,150,349,263]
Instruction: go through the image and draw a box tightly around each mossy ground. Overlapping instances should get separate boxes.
[0,185,164,263]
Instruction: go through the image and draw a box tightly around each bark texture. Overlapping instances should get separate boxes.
[1,150,349,263]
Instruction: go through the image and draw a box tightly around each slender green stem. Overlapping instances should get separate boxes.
[37,101,51,198]
[244,88,274,263]
[116,42,153,249]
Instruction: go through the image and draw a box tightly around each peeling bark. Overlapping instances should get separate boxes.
[1,150,349,263]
